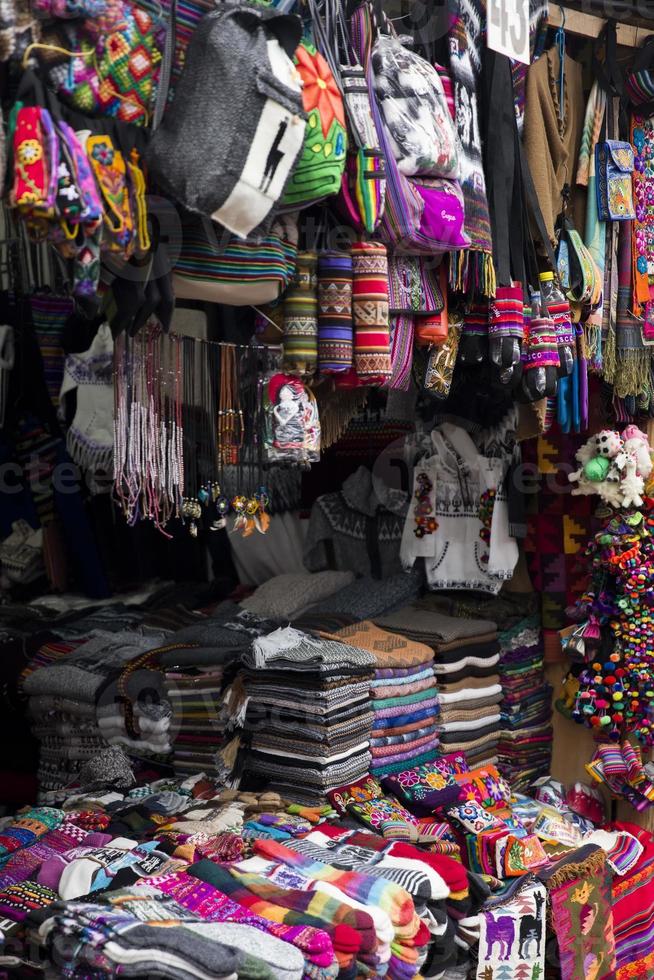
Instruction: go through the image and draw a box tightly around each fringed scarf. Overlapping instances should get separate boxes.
[30,292,74,410]
[604,220,649,399]
[540,845,617,980]
[446,0,495,297]
[576,81,607,371]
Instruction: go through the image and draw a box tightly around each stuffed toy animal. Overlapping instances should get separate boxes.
[622,425,653,480]
[620,456,645,508]
[569,427,653,509]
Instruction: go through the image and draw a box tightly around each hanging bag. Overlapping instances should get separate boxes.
[171,210,299,305]
[147,1,306,239]
[595,139,636,221]
[280,37,347,210]
[33,0,166,126]
[308,0,385,233]
[350,2,468,256]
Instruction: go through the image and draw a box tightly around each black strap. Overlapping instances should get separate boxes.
[518,138,557,289]
[482,47,523,287]
[152,0,178,130]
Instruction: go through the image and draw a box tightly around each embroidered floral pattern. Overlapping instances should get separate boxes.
[18,140,43,166]
[413,470,437,538]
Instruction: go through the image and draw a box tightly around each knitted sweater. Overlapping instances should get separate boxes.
[523,46,584,249]
[304,467,407,580]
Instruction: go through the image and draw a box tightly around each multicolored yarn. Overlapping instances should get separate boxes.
[351,241,391,380]
[30,293,74,410]
[317,250,353,374]
[283,251,319,378]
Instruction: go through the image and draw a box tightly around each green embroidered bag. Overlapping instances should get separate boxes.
[281,39,347,209]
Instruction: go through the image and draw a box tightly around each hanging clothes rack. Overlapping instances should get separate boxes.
[547,3,654,46]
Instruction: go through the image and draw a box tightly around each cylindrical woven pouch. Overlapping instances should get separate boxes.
[283,251,318,377]
[351,241,392,380]
[488,284,524,342]
[317,250,353,374]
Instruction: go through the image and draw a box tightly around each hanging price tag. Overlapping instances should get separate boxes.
[487,0,529,65]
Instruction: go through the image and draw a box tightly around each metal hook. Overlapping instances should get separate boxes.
[559,4,566,29]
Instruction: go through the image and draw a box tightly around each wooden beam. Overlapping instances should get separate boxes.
[547,4,654,45]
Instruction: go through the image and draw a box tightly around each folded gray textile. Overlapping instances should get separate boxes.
[23,631,166,702]
[374,608,497,644]
[296,569,423,623]
[240,571,355,620]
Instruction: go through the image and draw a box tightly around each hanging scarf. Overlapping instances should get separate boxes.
[446,0,494,297]
[317,250,353,375]
[605,221,649,400]
[576,81,607,371]
[30,293,75,410]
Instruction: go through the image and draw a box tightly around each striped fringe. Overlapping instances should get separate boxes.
[449,249,496,298]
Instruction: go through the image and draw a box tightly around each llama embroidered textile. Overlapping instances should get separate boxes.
[477,876,546,980]
[541,845,616,980]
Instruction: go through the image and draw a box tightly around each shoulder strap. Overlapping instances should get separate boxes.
[152,0,177,130]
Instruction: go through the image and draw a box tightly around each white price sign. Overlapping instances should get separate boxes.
[487,0,530,65]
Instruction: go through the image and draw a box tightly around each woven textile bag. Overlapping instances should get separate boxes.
[172,211,298,305]
[35,0,165,125]
[350,3,468,255]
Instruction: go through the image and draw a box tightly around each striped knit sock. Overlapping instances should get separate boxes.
[254,838,415,930]
[188,860,371,955]
[351,241,392,380]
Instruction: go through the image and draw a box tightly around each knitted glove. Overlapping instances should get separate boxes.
[521,307,559,400]
[458,302,487,364]
[488,284,524,381]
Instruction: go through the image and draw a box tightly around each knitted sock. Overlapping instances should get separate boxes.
[284,252,318,377]
[383,843,468,895]
[188,859,368,956]
[254,839,415,930]
[139,873,335,970]
[287,804,333,823]
[318,250,353,374]
[0,807,64,864]
[351,241,392,380]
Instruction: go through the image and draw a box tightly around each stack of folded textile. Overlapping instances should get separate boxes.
[241,628,375,803]
[375,608,501,769]
[165,662,242,779]
[321,621,440,780]
[497,617,552,791]
[23,631,166,797]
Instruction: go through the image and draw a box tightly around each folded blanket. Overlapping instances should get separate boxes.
[243,629,375,673]
[374,608,496,644]
[328,621,433,669]
[241,572,355,620]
